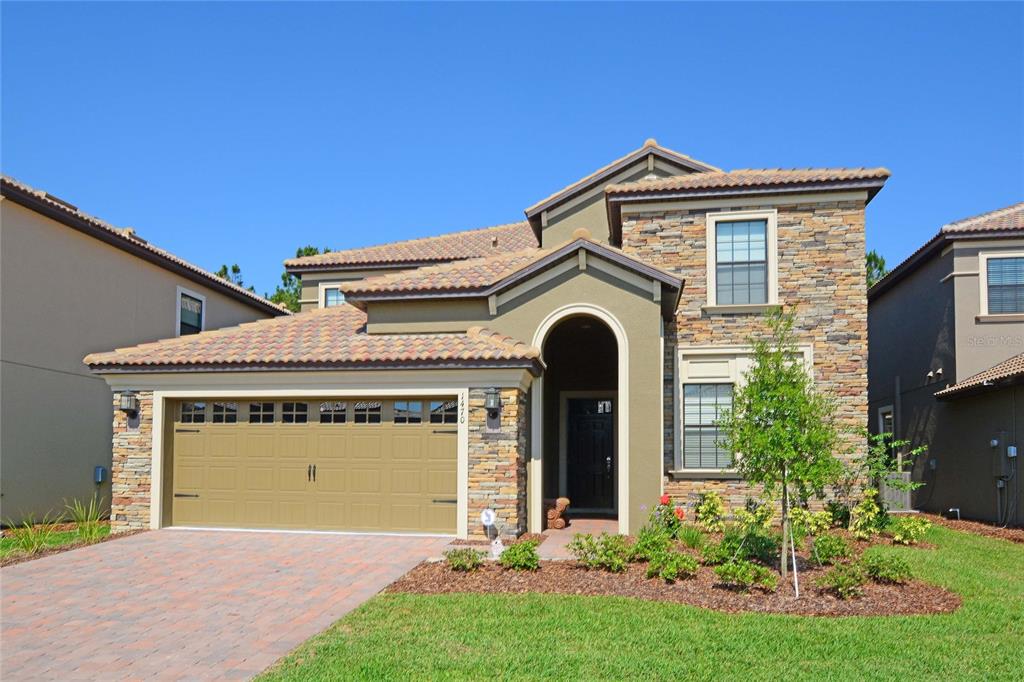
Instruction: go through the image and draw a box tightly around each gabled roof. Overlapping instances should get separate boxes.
[935,353,1024,399]
[284,221,537,272]
[84,304,541,373]
[1,175,289,317]
[523,139,720,219]
[869,202,1024,301]
[606,167,891,196]
[340,231,683,303]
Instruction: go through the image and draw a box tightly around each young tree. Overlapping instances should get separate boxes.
[866,249,888,287]
[717,310,842,580]
[268,245,330,312]
[215,263,255,292]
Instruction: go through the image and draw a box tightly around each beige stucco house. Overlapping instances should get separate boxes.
[85,140,888,539]
[0,176,287,523]
[869,202,1024,526]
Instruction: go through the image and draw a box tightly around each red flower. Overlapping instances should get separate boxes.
[673,506,686,521]
[659,494,671,506]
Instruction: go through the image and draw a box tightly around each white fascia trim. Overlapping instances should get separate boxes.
[705,209,779,308]
[149,386,472,539]
[175,285,207,337]
[531,303,630,535]
[977,250,1024,317]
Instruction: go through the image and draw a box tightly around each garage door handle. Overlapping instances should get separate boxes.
[174,493,199,498]
[175,429,201,433]
[307,464,312,482]
[432,429,458,434]
[432,498,457,504]
[312,464,316,482]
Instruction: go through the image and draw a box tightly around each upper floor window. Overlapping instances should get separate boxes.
[983,255,1024,315]
[319,283,345,308]
[705,210,778,309]
[177,287,205,336]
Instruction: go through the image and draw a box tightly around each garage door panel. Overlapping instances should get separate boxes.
[170,398,457,534]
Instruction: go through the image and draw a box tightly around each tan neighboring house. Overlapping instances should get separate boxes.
[84,139,887,539]
[0,176,288,523]
[869,203,1024,526]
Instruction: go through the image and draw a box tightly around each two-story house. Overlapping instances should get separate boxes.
[84,140,887,539]
[0,176,288,523]
[869,203,1024,526]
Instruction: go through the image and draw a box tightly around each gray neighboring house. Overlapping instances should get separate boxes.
[868,202,1024,526]
[0,176,288,523]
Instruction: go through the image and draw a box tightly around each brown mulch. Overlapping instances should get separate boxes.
[447,533,547,548]
[0,529,145,568]
[923,513,1024,544]
[386,560,961,617]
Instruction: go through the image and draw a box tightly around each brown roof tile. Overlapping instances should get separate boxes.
[284,221,537,270]
[935,353,1024,398]
[942,202,1024,234]
[84,304,540,371]
[606,168,891,195]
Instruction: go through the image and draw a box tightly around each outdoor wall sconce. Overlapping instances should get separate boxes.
[484,388,501,431]
[119,391,140,416]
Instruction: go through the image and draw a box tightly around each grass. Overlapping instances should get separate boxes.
[260,526,1023,681]
[0,523,110,560]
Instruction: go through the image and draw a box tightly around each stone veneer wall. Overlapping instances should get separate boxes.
[622,199,868,513]
[466,387,529,540]
[110,390,154,532]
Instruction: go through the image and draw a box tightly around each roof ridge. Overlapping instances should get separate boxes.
[941,201,1024,233]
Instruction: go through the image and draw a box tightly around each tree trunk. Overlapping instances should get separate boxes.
[780,464,789,580]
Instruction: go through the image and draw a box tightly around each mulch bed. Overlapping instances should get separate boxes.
[0,528,145,568]
[387,559,960,617]
[923,513,1024,544]
[447,533,547,548]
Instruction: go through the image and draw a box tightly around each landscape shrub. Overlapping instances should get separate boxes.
[499,540,540,571]
[734,499,774,533]
[714,559,778,592]
[886,516,932,545]
[444,547,485,572]
[567,533,631,572]
[816,562,868,599]
[862,552,913,584]
[648,494,686,538]
[850,488,885,540]
[646,550,699,583]
[701,524,780,566]
[790,507,833,539]
[66,495,105,543]
[3,513,59,555]
[677,524,708,550]
[811,532,852,566]
[695,491,726,533]
[825,500,851,529]
[630,525,672,562]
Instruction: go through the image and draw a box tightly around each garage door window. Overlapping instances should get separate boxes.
[394,400,422,424]
[319,401,348,423]
[430,400,458,424]
[282,402,309,424]
[249,402,275,424]
[212,402,238,423]
[180,401,206,423]
[355,400,382,424]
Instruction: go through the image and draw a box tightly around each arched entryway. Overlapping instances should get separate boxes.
[530,304,630,534]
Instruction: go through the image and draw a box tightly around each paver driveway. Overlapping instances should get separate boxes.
[1,529,448,680]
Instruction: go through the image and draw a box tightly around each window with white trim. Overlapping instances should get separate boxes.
[323,287,345,307]
[705,210,778,308]
[984,255,1024,314]
[177,288,205,336]
[682,384,733,469]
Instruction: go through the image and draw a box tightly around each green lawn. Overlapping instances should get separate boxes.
[0,524,110,559]
[261,526,1023,681]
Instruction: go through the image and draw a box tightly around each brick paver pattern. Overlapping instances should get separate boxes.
[1,529,447,680]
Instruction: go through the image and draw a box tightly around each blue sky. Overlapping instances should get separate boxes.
[3,2,1022,296]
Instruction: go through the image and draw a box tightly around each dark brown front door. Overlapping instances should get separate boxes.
[566,398,614,511]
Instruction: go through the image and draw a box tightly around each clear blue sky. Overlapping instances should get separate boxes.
[3,2,1022,296]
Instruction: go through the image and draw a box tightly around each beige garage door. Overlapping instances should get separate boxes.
[169,398,458,533]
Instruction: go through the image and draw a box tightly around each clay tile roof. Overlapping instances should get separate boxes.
[605,168,891,195]
[84,304,540,371]
[941,202,1024,234]
[935,353,1024,399]
[1,175,288,316]
[284,221,538,270]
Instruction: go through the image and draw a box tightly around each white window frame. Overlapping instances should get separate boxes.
[318,282,345,308]
[705,209,779,309]
[674,344,813,472]
[877,405,895,436]
[175,286,206,337]
[978,250,1024,316]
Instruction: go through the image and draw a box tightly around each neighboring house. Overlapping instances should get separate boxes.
[868,202,1024,526]
[84,139,887,539]
[0,176,288,523]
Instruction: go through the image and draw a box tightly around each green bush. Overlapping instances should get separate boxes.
[444,547,485,572]
[862,552,913,584]
[790,506,832,540]
[886,516,932,545]
[567,533,631,573]
[734,499,774,532]
[646,550,699,583]
[648,496,685,538]
[811,532,852,566]
[630,526,672,562]
[701,524,780,566]
[66,495,105,544]
[714,559,778,592]
[695,491,726,533]
[825,500,851,529]
[850,488,885,540]
[498,540,539,571]
[3,513,59,555]
[816,562,868,599]
[677,524,708,550]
